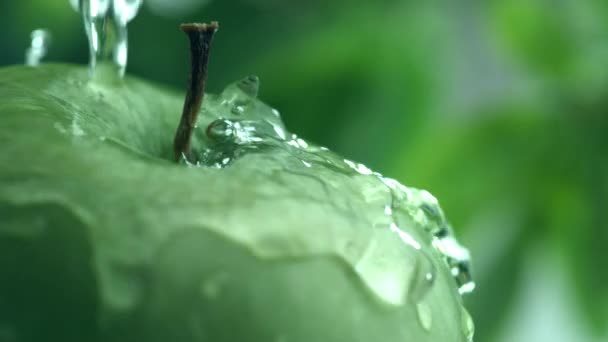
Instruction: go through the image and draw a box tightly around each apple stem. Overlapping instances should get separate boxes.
[173,22,219,162]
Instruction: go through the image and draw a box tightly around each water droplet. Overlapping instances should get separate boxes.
[296,138,308,149]
[459,281,476,295]
[205,119,234,142]
[390,222,421,250]
[205,119,264,145]
[461,307,475,342]
[380,177,409,205]
[72,0,142,77]
[287,139,300,148]
[432,236,475,295]
[384,205,393,216]
[420,202,442,223]
[237,75,260,97]
[407,251,436,303]
[25,29,51,66]
[416,302,432,331]
[272,124,287,140]
[54,120,86,138]
[178,152,195,166]
[231,105,245,115]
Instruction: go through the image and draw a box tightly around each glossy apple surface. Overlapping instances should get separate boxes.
[0,64,472,342]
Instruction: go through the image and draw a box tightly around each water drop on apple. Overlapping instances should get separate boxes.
[416,302,433,331]
[25,29,51,66]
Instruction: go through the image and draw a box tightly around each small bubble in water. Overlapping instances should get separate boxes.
[206,119,234,142]
[25,29,51,66]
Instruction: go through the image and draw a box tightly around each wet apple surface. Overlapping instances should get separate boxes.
[0,64,474,341]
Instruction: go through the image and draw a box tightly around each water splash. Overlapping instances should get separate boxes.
[70,0,142,77]
[25,29,51,66]
[189,76,475,299]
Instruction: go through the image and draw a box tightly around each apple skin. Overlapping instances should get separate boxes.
[0,64,472,342]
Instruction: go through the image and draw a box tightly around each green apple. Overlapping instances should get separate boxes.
[0,62,474,342]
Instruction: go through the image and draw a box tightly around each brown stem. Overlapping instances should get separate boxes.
[173,22,219,162]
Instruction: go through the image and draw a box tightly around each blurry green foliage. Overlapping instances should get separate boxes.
[0,0,606,340]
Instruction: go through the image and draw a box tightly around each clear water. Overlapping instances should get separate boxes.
[184,76,476,301]
[70,0,142,77]
[24,29,51,66]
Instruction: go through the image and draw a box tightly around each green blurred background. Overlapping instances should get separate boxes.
[1,0,607,341]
